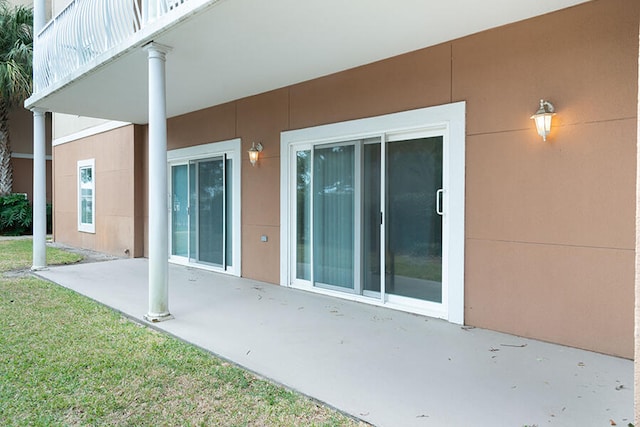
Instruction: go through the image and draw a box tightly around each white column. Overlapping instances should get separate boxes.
[144,43,173,322]
[31,0,47,270]
[33,0,46,34]
[31,108,47,270]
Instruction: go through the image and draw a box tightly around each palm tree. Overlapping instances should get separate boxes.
[0,0,33,196]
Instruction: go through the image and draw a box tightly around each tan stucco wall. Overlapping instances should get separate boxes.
[459,0,637,358]
[8,0,52,21]
[51,0,70,15]
[53,0,638,357]
[8,107,52,202]
[11,157,52,202]
[9,107,52,156]
[53,124,144,257]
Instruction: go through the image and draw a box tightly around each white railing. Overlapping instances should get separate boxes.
[34,0,189,92]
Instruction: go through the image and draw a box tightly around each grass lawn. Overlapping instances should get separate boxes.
[0,239,83,272]
[0,240,365,426]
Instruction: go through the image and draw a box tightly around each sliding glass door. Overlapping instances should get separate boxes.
[291,135,445,308]
[170,156,233,271]
[283,103,465,322]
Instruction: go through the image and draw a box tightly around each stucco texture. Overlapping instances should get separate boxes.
[53,125,144,257]
[54,0,639,357]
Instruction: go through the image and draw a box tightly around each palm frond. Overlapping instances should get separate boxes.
[0,1,32,107]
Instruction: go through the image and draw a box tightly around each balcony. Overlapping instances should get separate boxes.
[26,0,590,124]
[34,0,193,93]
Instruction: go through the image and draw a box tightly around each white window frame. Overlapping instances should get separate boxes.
[280,102,465,324]
[167,139,242,277]
[77,158,95,233]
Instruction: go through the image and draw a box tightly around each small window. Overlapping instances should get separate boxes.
[78,159,95,233]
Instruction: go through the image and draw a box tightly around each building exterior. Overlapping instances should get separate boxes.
[7,106,51,202]
[25,0,639,397]
[6,0,52,203]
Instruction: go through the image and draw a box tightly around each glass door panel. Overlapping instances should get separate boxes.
[296,150,312,281]
[224,158,233,267]
[386,137,443,303]
[196,157,225,267]
[363,142,381,294]
[171,164,189,257]
[313,144,355,290]
[189,163,196,262]
[171,156,232,271]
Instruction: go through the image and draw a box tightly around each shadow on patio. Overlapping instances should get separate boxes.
[36,258,633,427]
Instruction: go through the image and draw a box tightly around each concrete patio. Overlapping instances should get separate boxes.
[36,258,633,427]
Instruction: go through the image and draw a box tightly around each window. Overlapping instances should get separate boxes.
[78,159,95,233]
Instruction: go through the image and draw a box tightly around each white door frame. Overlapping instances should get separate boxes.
[167,138,242,277]
[280,102,465,324]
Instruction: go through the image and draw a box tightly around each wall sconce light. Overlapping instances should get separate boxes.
[248,142,263,166]
[530,99,556,141]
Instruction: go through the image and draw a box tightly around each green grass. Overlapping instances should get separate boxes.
[0,239,83,272]
[0,241,366,426]
[393,254,442,282]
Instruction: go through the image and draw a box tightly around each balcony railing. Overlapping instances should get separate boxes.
[34,0,189,92]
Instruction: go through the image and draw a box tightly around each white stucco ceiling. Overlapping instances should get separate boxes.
[26,0,590,123]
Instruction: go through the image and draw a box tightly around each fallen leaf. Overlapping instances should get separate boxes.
[610,419,616,426]
[500,343,527,348]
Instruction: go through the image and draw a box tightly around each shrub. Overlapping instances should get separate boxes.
[46,203,52,234]
[0,193,32,235]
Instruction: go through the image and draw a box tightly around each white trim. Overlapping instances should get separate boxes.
[281,102,465,324]
[53,121,130,146]
[11,153,52,161]
[167,139,242,277]
[77,158,95,234]
[167,139,240,162]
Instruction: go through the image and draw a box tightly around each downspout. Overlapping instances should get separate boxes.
[635,13,640,427]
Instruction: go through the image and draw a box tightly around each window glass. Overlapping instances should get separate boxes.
[78,159,95,233]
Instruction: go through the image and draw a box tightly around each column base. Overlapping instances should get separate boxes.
[144,313,174,323]
[30,265,48,271]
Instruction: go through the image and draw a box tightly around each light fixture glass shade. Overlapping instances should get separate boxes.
[531,100,555,141]
[248,142,263,166]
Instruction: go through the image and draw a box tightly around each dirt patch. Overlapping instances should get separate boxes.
[46,241,123,264]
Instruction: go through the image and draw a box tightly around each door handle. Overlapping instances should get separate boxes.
[436,189,444,216]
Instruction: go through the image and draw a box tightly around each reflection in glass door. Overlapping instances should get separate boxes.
[385,137,443,303]
[292,135,444,304]
[171,164,189,257]
[313,144,355,291]
[170,156,233,271]
[285,103,465,321]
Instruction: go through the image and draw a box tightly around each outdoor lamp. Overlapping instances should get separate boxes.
[530,99,555,141]
[248,142,263,166]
